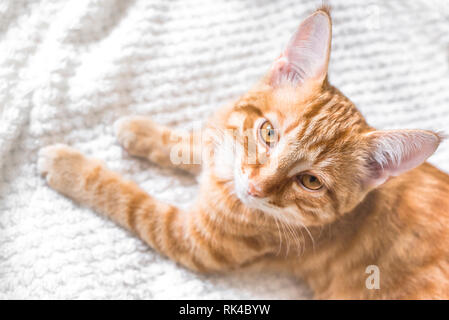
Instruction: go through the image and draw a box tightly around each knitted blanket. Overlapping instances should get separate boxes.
[1,0,448,299]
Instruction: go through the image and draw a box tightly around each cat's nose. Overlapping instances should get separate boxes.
[247,183,264,197]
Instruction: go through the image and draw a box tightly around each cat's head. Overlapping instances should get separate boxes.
[215,7,441,227]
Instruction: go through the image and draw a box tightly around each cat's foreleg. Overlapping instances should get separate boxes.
[114,116,202,175]
[38,144,234,272]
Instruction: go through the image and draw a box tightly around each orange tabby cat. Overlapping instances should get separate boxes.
[38,7,449,299]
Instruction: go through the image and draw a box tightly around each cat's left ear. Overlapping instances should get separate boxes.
[362,130,442,188]
[269,9,332,87]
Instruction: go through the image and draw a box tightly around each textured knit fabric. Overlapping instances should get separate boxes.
[0,0,448,299]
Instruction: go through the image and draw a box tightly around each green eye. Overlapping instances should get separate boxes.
[259,120,278,146]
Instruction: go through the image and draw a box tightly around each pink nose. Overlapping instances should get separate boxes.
[247,183,263,197]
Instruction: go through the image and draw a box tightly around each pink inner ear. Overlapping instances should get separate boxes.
[365,130,441,188]
[271,11,331,87]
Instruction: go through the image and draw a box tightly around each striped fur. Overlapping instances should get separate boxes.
[39,7,449,299]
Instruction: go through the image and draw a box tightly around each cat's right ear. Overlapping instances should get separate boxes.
[269,9,332,88]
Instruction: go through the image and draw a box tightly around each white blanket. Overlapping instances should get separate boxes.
[1,0,448,299]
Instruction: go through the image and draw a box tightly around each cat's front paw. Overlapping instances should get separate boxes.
[38,144,80,176]
[114,116,165,158]
[38,144,97,194]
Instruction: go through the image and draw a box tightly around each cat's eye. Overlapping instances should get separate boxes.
[259,120,278,147]
[298,174,323,191]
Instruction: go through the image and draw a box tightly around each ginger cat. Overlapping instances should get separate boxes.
[38,7,449,299]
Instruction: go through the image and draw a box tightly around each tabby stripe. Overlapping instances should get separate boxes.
[190,219,233,266]
[285,94,332,135]
[239,235,264,252]
[161,206,178,252]
[327,190,341,214]
[146,208,161,251]
[200,209,263,252]
[297,100,333,140]
[308,128,352,153]
[190,255,208,273]
[126,192,148,233]
[235,104,263,117]
[83,165,102,192]
[284,118,302,134]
